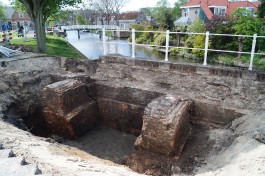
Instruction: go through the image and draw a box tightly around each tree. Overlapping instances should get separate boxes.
[171,0,188,20]
[139,8,152,16]
[49,10,72,26]
[232,8,264,57]
[13,0,81,53]
[0,2,5,21]
[76,13,86,24]
[185,18,206,57]
[112,0,129,25]
[258,0,265,18]
[93,0,129,25]
[205,16,236,51]
[152,0,174,30]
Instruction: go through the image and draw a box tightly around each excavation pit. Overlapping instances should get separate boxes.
[4,81,244,175]
[1,55,263,176]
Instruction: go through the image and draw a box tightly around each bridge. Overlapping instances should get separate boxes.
[61,25,120,31]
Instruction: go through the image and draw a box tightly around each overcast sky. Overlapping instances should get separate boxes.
[1,0,178,11]
[122,0,177,11]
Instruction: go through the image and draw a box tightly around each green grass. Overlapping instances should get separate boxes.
[10,35,83,59]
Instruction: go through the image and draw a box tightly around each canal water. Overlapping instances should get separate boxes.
[66,30,169,61]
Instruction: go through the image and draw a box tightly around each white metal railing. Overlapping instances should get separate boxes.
[62,25,119,31]
[101,28,265,71]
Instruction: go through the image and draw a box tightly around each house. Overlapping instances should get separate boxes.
[97,11,148,29]
[117,12,143,29]
[2,6,33,30]
[175,0,261,26]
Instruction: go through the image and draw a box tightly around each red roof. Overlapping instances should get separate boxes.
[182,0,261,20]
[228,1,261,15]
[201,2,214,20]
[183,0,229,7]
[118,12,140,20]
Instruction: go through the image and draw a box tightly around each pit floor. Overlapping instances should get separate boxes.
[64,127,137,164]
[62,125,235,176]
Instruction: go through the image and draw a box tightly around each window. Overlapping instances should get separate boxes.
[184,8,189,17]
[239,7,254,16]
[19,13,24,18]
[214,8,225,16]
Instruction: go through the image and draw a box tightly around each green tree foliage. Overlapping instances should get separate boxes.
[127,23,144,42]
[153,33,166,46]
[0,2,5,21]
[232,8,265,53]
[76,13,86,25]
[192,35,206,57]
[205,16,237,51]
[152,0,174,30]
[178,0,188,6]
[188,18,206,33]
[139,7,152,16]
[258,0,265,18]
[48,10,71,26]
[13,0,81,53]
[186,18,205,49]
[185,18,207,57]
[232,9,262,35]
[171,0,188,20]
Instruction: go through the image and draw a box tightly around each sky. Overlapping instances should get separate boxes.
[0,0,178,11]
[1,0,10,5]
[122,0,178,12]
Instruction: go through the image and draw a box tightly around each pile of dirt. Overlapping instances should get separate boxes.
[8,44,34,52]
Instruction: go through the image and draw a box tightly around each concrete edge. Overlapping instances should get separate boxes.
[99,55,265,82]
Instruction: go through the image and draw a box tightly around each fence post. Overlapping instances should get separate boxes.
[249,34,257,71]
[132,28,136,58]
[165,30,170,62]
[203,31,210,66]
[102,28,107,55]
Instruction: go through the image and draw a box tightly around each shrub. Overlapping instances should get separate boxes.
[217,55,235,66]
[136,36,148,44]
[170,48,181,55]
[192,35,206,58]
[154,33,166,46]
[254,57,265,70]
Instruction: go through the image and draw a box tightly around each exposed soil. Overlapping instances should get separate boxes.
[0,55,265,176]
[123,125,236,176]
[64,127,137,164]
[8,44,34,52]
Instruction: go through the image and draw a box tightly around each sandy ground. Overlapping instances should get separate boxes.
[64,127,137,164]
[194,111,265,176]
[0,119,142,176]
[1,111,265,176]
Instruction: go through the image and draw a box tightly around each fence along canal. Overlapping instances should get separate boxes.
[62,25,265,71]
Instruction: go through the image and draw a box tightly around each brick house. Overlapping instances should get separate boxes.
[175,0,261,25]
[4,6,33,30]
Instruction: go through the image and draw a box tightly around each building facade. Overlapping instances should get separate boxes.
[2,6,33,30]
[175,0,261,26]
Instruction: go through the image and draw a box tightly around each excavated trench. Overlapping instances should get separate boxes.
[3,81,244,175]
[2,55,263,175]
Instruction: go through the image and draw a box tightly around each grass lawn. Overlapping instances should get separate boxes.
[10,35,83,59]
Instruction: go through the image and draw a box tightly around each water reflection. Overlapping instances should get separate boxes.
[66,30,207,67]
[66,30,165,60]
